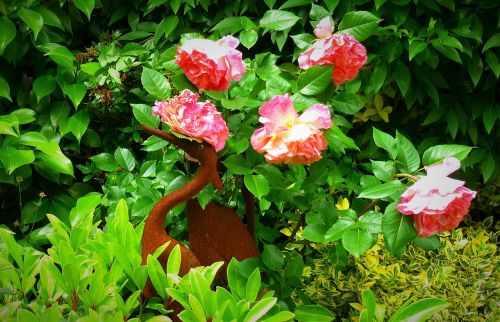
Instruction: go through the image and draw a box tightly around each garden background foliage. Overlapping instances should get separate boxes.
[0,0,499,321]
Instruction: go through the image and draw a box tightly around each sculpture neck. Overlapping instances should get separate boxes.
[145,164,214,231]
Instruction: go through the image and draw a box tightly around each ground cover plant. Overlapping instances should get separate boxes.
[0,0,499,321]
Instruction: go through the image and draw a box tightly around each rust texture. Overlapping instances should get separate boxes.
[140,124,259,303]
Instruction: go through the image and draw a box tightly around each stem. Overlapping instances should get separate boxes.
[359,199,379,217]
[393,173,417,181]
[289,212,305,242]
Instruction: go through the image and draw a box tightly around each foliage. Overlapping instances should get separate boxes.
[297,218,500,321]
[0,0,499,319]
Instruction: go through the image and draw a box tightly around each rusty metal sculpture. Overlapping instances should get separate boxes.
[140,124,259,301]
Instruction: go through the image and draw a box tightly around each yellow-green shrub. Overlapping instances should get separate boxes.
[297,219,499,321]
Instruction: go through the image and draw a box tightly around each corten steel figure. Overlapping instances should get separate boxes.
[140,124,259,301]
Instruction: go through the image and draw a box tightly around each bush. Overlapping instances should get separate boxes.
[298,218,500,321]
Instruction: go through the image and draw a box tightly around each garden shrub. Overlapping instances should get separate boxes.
[297,218,500,321]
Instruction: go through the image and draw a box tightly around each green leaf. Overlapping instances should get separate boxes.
[393,60,410,95]
[382,203,417,257]
[264,311,296,322]
[373,127,397,159]
[0,121,16,136]
[422,144,472,166]
[63,84,87,110]
[359,180,403,199]
[297,66,333,95]
[80,62,101,75]
[68,110,90,143]
[408,40,427,61]
[240,30,258,49]
[0,146,35,174]
[301,224,326,243]
[481,153,495,182]
[332,92,364,114]
[260,10,300,31]
[482,33,500,53]
[359,211,383,234]
[222,154,252,175]
[146,255,168,299]
[361,289,377,322]
[114,148,135,172]
[468,52,483,87]
[141,67,171,99]
[33,75,57,102]
[45,44,75,69]
[324,218,355,242]
[0,16,16,55]
[34,7,64,31]
[342,226,374,258]
[432,42,462,63]
[244,174,270,199]
[0,76,12,101]
[262,245,283,270]
[389,298,449,322]
[483,106,498,134]
[17,8,44,40]
[245,268,261,302]
[369,62,387,93]
[371,160,395,182]
[166,244,181,276]
[244,297,277,322]
[36,142,74,176]
[396,132,420,173]
[294,305,335,322]
[337,11,381,41]
[73,0,95,20]
[413,236,440,250]
[131,104,160,128]
[485,51,500,78]
[91,153,119,171]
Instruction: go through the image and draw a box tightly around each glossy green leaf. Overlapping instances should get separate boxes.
[141,67,171,99]
[131,103,160,128]
[373,127,397,159]
[243,297,277,322]
[33,75,57,102]
[0,76,11,102]
[0,16,16,55]
[45,45,75,69]
[338,11,381,41]
[264,311,296,322]
[324,218,355,242]
[294,305,335,322]
[17,8,44,40]
[481,153,495,182]
[74,0,95,20]
[80,62,101,75]
[260,10,300,31]
[408,40,427,61]
[36,142,74,176]
[396,131,420,173]
[422,144,472,166]
[240,29,258,49]
[245,268,261,302]
[34,7,64,30]
[63,84,87,110]
[482,33,500,53]
[359,180,403,199]
[382,203,417,257]
[297,65,333,95]
[0,146,35,174]
[114,148,135,172]
[332,92,364,114]
[485,51,500,78]
[393,60,411,95]
[389,298,449,322]
[262,244,283,270]
[342,226,374,258]
[223,154,253,175]
[68,110,90,143]
[244,174,270,199]
[91,153,119,171]
[146,255,168,299]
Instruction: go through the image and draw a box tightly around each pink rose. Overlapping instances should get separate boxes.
[152,89,229,151]
[250,95,332,164]
[298,32,367,86]
[396,157,477,237]
[176,35,246,91]
[313,16,334,39]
